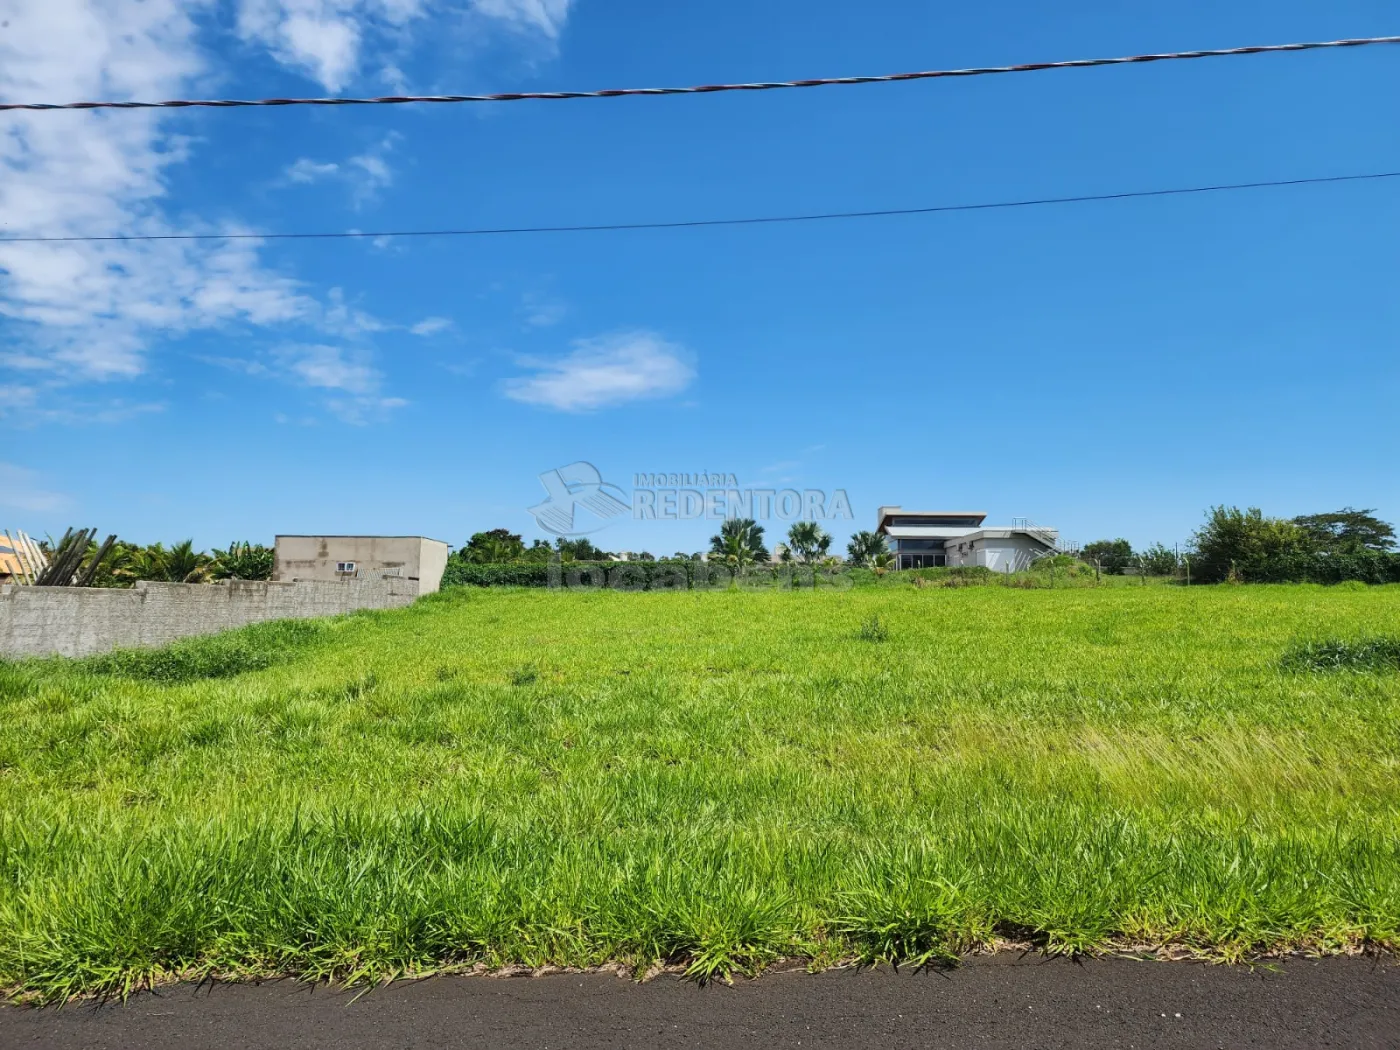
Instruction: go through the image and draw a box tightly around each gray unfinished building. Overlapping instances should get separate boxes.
[273,535,450,595]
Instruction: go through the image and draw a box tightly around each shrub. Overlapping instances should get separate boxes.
[1138,543,1181,577]
[1281,636,1400,674]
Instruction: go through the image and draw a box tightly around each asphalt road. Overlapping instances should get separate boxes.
[3,956,1397,1050]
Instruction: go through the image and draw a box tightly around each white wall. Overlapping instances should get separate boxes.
[945,535,1052,573]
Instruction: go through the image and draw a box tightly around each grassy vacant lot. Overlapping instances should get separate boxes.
[2,584,1399,999]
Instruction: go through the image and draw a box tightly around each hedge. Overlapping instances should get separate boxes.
[439,559,853,590]
[1199,551,1400,585]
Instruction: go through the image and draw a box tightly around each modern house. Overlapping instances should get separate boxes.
[273,535,450,595]
[875,508,1067,572]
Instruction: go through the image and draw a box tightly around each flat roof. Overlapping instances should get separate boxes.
[879,508,988,517]
[275,534,449,544]
[877,508,988,532]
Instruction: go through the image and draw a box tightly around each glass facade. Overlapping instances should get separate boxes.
[890,537,947,570]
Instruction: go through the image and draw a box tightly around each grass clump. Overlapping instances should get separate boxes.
[857,614,890,642]
[80,618,328,684]
[1282,636,1400,674]
[1,585,1399,999]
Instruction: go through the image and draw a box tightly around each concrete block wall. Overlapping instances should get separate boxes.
[0,577,418,659]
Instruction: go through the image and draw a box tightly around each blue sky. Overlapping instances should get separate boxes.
[1,0,1397,556]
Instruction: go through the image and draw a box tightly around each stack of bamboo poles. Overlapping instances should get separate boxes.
[2,527,116,587]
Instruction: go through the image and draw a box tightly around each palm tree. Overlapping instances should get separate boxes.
[709,518,769,574]
[787,521,832,565]
[165,539,214,583]
[845,530,889,568]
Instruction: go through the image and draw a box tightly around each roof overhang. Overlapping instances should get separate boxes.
[876,509,989,533]
[883,525,983,539]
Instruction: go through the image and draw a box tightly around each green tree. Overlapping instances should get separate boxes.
[462,529,526,563]
[555,537,612,562]
[210,541,275,581]
[1293,508,1396,554]
[517,539,555,563]
[786,521,831,565]
[1081,538,1134,575]
[1138,542,1180,577]
[845,530,889,568]
[1192,506,1314,583]
[709,518,769,573]
[165,540,214,583]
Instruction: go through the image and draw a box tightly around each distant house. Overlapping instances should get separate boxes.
[273,535,450,595]
[0,540,24,582]
[875,508,1066,572]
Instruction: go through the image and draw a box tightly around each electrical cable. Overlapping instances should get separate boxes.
[1,36,1396,112]
[1,170,1394,245]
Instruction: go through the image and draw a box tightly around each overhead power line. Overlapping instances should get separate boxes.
[1,171,1394,245]
[1,36,1397,112]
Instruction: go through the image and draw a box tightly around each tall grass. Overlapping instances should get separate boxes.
[1,584,1399,999]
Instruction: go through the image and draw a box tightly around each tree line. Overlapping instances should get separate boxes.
[1084,507,1398,583]
[455,520,891,574]
[455,505,1398,586]
[22,537,276,587]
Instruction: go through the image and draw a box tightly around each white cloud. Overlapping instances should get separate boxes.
[0,385,38,412]
[235,0,427,92]
[325,394,408,424]
[0,0,322,397]
[275,343,381,394]
[470,0,573,40]
[0,0,577,421]
[286,158,342,183]
[270,342,406,423]
[0,463,71,513]
[521,292,566,328]
[281,136,395,207]
[502,331,695,412]
[410,316,452,336]
[235,0,575,93]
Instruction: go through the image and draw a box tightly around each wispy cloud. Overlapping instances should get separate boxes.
[502,331,695,412]
[470,0,573,40]
[325,395,409,424]
[0,0,382,419]
[235,0,428,92]
[410,316,453,336]
[271,343,407,423]
[285,158,341,183]
[275,343,381,395]
[521,292,567,328]
[0,1,578,424]
[281,136,397,208]
[0,462,72,514]
[236,0,576,92]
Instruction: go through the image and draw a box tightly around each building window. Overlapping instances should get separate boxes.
[336,561,357,573]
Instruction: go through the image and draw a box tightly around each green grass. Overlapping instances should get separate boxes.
[2,584,1400,1000]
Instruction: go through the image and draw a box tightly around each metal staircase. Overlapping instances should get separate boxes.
[1012,517,1079,556]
